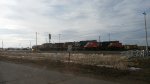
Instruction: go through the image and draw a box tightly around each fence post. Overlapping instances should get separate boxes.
[68,52,71,63]
[67,45,72,64]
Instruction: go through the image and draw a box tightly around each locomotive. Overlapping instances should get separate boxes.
[32,40,124,51]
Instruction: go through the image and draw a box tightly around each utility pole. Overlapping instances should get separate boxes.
[99,35,101,49]
[143,12,149,56]
[36,32,37,46]
[58,34,61,51]
[36,32,37,51]
[29,41,32,52]
[49,34,51,43]
[2,40,3,50]
[30,41,31,49]
[59,34,61,43]
[109,33,110,42]
[99,36,101,43]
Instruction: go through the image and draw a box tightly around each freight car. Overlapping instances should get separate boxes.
[35,43,65,51]
[123,45,138,50]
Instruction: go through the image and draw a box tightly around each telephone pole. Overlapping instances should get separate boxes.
[35,32,38,51]
[143,12,149,56]
[36,32,37,46]
[49,34,51,43]
[58,34,61,51]
[99,35,101,49]
[30,41,31,49]
[99,36,101,43]
[109,33,110,42]
[59,34,61,43]
[2,40,3,50]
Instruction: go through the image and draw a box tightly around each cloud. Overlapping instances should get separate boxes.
[0,0,149,47]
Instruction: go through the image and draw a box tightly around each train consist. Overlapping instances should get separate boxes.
[32,40,137,51]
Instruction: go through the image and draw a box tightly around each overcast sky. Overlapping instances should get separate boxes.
[0,0,150,48]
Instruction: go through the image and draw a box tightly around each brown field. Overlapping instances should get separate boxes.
[0,51,150,84]
[0,51,128,70]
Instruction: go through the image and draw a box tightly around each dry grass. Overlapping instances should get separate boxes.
[0,51,128,70]
[70,54,128,70]
[1,51,149,84]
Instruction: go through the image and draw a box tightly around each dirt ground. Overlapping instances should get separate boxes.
[1,61,121,84]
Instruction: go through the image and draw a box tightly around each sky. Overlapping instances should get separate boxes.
[0,0,150,48]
